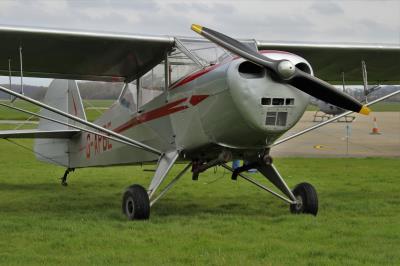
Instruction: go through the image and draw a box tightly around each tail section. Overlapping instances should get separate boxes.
[67,81,86,123]
[34,79,86,167]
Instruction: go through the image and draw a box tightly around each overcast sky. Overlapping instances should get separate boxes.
[0,0,399,86]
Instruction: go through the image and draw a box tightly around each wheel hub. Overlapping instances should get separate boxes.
[126,197,135,216]
[293,195,303,212]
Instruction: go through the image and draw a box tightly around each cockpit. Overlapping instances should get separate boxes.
[118,38,257,113]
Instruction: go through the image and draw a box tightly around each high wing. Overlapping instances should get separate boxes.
[1,25,400,85]
[0,25,174,82]
[257,41,400,84]
[0,129,80,138]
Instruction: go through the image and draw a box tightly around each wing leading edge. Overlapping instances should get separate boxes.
[0,25,174,82]
[0,129,80,139]
[1,25,399,85]
[257,41,400,84]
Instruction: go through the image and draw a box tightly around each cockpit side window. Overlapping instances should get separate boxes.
[140,63,165,106]
[119,83,137,112]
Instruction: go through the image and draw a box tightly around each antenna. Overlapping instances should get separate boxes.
[8,58,13,102]
[361,60,368,103]
[341,71,346,93]
[19,45,24,96]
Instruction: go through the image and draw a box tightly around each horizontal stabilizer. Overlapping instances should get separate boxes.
[0,129,80,139]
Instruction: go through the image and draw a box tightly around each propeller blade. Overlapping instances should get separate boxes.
[191,24,283,76]
[191,24,370,115]
[289,70,370,114]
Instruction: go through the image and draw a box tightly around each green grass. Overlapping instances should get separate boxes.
[368,102,400,112]
[0,137,399,265]
[82,99,115,122]
[0,100,40,120]
[0,99,114,122]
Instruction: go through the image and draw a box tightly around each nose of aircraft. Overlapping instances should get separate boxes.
[226,57,310,144]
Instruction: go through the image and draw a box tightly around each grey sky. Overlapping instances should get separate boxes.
[0,0,399,86]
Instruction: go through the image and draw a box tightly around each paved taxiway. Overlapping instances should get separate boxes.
[271,111,400,157]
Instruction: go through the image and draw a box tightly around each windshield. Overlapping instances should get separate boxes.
[168,47,201,84]
[177,38,233,66]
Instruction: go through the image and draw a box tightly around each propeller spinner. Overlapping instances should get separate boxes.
[191,24,370,115]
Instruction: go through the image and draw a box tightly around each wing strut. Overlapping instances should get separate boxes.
[272,90,400,147]
[0,85,162,156]
[0,102,149,149]
[148,150,180,198]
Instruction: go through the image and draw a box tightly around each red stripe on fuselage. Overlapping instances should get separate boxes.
[113,98,188,134]
[169,64,219,90]
[71,94,78,116]
[189,95,209,106]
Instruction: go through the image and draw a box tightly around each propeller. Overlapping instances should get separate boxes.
[191,24,370,115]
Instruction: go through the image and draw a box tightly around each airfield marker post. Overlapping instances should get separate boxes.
[345,124,351,156]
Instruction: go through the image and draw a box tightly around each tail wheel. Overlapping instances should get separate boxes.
[122,184,150,220]
[290,182,318,216]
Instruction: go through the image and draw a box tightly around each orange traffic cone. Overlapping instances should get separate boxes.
[370,117,381,135]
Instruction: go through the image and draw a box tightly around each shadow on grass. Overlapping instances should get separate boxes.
[151,198,288,218]
[0,180,292,219]
[0,182,57,191]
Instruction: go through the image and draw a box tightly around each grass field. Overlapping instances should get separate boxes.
[0,99,114,122]
[0,135,399,265]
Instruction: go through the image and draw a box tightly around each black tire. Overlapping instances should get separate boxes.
[122,184,150,220]
[290,182,318,216]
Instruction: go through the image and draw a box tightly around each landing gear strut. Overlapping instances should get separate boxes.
[61,168,74,186]
[122,150,184,221]
[222,154,318,216]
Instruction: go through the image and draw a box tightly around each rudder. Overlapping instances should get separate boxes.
[34,79,86,167]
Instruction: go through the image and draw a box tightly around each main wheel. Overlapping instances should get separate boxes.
[290,182,318,216]
[122,184,150,220]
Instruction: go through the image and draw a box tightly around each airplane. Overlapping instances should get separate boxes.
[0,24,399,220]
[312,85,382,122]
[312,64,382,122]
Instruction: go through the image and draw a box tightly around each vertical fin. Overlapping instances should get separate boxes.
[34,79,86,167]
[67,80,86,124]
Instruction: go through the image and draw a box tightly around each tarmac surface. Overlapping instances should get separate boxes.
[271,111,400,157]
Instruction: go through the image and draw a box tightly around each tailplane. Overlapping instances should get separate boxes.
[34,80,86,166]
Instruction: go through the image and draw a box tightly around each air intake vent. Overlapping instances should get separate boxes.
[238,61,265,78]
[266,112,288,126]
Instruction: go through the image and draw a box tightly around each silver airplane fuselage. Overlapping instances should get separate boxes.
[68,51,311,168]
